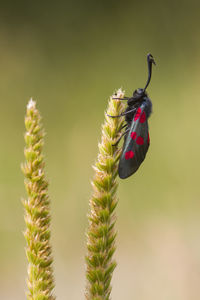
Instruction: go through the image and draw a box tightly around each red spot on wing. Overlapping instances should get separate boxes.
[148,132,150,144]
[136,136,144,145]
[134,107,141,121]
[131,131,137,140]
[139,111,146,123]
[125,150,134,160]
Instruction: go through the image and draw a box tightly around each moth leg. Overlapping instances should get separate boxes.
[107,108,136,118]
[113,95,142,102]
[113,128,130,146]
[120,123,128,130]
[112,97,130,100]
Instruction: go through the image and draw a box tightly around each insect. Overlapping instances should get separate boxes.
[108,53,156,179]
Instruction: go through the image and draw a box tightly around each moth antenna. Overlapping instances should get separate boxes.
[143,53,156,92]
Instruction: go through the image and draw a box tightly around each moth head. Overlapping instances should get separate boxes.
[136,88,144,95]
[132,88,146,98]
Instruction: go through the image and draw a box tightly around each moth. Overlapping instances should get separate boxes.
[108,54,156,179]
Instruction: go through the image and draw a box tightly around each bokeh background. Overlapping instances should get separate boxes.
[1,1,200,299]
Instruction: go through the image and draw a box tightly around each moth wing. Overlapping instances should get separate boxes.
[118,107,150,179]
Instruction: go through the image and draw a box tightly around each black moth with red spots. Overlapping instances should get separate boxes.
[108,54,155,179]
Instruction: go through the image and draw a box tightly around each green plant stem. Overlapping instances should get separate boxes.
[85,89,125,300]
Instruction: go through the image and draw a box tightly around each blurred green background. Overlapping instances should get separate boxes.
[1,1,200,299]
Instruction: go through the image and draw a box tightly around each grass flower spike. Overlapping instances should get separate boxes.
[85,89,125,300]
[22,99,55,300]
